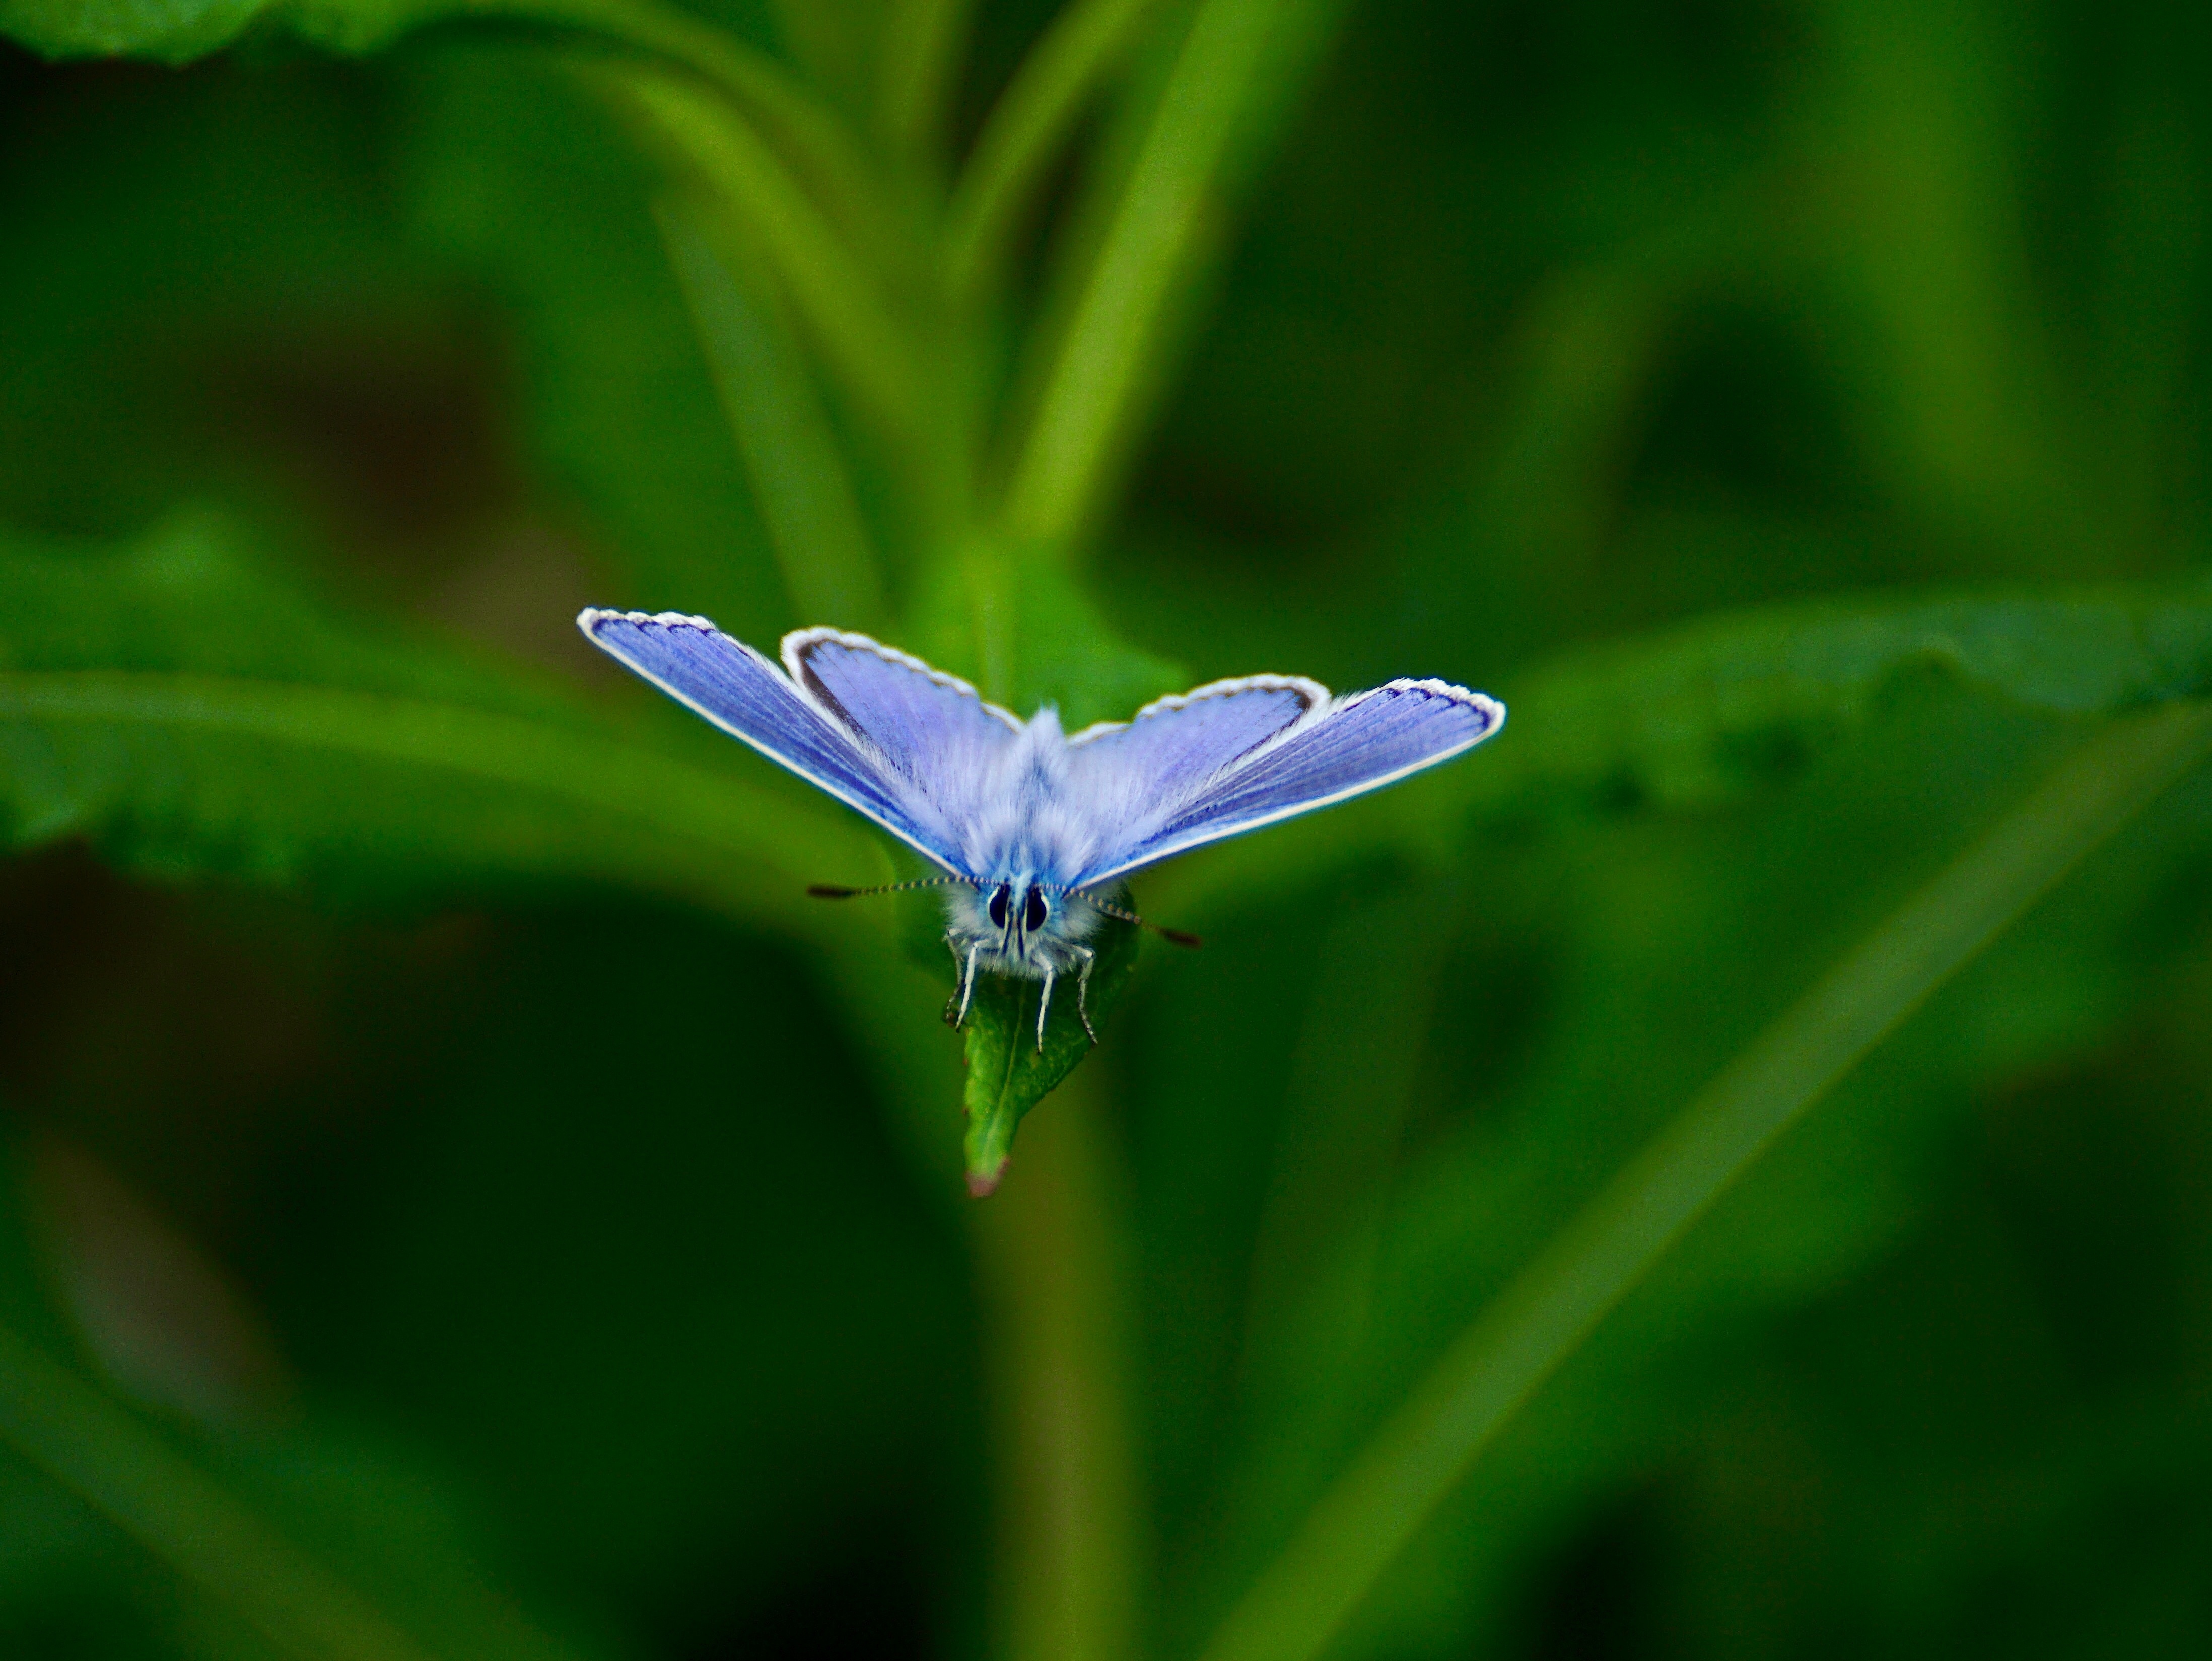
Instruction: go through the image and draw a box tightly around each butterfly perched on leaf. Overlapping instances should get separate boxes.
[580,612,1504,1051]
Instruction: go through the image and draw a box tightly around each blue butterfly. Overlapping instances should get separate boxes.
[579,612,1505,1048]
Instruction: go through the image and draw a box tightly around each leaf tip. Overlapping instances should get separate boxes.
[965,1163,1005,1199]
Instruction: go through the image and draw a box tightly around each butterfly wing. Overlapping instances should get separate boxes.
[1067,674,1325,795]
[785,627,1023,786]
[583,613,1502,886]
[1069,677,1504,886]
[579,610,995,871]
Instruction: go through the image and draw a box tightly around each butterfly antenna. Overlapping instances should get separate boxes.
[807,876,971,900]
[1080,894,1202,949]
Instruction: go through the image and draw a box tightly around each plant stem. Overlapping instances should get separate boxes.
[1196,699,2212,1661]
[970,1067,1143,1661]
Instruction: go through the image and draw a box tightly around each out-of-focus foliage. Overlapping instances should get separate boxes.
[4,1,2212,1658]
[0,513,867,917]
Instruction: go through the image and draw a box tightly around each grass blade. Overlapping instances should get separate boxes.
[1195,698,2212,1661]
[997,0,1290,544]
[599,65,924,440]
[877,0,983,158]
[0,1319,549,1661]
[655,196,886,630]
[940,0,1167,299]
[475,0,884,240]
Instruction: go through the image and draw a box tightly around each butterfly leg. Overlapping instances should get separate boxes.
[945,940,983,1029]
[1072,946,1098,1047]
[1035,969,1056,1053]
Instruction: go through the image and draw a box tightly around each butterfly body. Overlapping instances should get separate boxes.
[579,612,1504,1048]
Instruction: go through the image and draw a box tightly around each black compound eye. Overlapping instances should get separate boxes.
[1024,888,1050,933]
[988,885,1010,929]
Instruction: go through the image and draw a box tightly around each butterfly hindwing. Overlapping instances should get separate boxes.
[1072,678,1503,885]
[579,611,959,868]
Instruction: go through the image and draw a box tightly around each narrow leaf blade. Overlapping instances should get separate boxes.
[960,917,1139,1195]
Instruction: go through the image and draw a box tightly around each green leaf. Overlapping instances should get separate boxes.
[0,0,303,59]
[0,512,871,922]
[1160,583,2212,918]
[1809,0,2073,551]
[960,914,1138,1196]
[1486,586,2212,815]
[0,0,462,62]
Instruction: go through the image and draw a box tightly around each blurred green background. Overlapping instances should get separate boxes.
[5,0,2212,1657]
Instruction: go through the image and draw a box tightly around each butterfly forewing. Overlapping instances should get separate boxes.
[1072,679,1503,885]
[789,631,1021,780]
[1066,676,1321,812]
[580,611,957,868]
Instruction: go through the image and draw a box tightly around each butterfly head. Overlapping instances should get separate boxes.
[946,873,1104,979]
